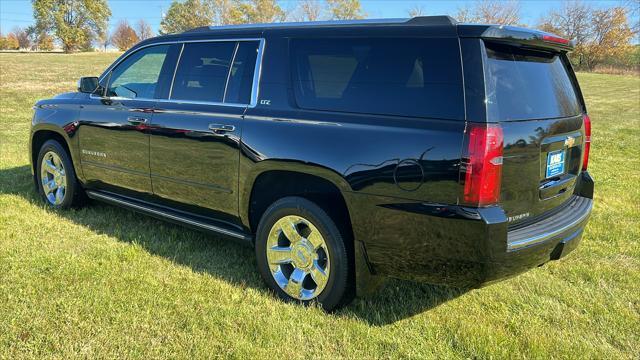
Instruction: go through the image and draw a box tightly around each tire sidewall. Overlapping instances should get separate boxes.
[36,140,77,209]
[255,197,349,311]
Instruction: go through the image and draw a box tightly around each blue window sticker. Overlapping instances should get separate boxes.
[546,150,565,178]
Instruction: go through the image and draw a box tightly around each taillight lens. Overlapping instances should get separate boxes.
[462,123,504,207]
[582,114,591,171]
[542,34,570,45]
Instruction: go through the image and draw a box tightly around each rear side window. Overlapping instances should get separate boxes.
[291,38,464,120]
[170,41,260,104]
[171,42,236,102]
[483,42,581,121]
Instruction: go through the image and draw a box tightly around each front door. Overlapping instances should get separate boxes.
[149,40,261,220]
[78,44,172,194]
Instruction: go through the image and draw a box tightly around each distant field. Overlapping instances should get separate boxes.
[0,52,638,358]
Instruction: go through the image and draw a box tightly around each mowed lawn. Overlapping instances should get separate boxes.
[0,52,638,359]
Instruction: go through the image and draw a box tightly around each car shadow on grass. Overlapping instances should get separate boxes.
[1,164,469,326]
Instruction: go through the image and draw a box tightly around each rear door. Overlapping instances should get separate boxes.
[481,41,587,224]
[149,39,262,220]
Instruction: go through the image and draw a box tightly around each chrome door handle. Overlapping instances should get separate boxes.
[208,124,235,133]
[127,116,148,124]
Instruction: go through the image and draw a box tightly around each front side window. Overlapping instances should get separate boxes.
[107,45,170,99]
[291,38,464,120]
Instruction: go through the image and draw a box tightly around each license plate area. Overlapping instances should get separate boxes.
[546,149,566,179]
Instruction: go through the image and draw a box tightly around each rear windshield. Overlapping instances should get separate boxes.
[291,38,464,120]
[483,42,582,121]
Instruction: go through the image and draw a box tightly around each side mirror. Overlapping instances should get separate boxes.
[77,77,99,93]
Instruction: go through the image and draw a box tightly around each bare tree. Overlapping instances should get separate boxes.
[97,29,110,52]
[456,0,520,25]
[538,2,635,70]
[292,0,323,22]
[623,0,639,35]
[408,5,425,18]
[136,19,154,40]
[537,0,592,45]
[12,27,31,50]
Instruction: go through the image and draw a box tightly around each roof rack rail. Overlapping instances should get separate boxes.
[183,15,457,34]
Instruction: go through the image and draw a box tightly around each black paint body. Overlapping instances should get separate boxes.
[29,18,594,293]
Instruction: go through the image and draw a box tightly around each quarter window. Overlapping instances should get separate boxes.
[224,41,260,104]
[291,38,464,120]
[107,45,170,99]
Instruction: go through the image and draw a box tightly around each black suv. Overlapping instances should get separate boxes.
[29,16,594,310]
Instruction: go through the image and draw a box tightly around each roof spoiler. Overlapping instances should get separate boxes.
[459,25,575,52]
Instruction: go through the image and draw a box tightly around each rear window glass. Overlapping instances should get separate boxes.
[291,38,464,120]
[483,42,581,121]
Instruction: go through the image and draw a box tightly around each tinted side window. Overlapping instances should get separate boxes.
[171,42,235,102]
[483,42,581,121]
[108,45,170,99]
[291,38,464,120]
[224,41,259,104]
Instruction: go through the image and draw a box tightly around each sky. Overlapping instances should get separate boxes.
[0,0,634,36]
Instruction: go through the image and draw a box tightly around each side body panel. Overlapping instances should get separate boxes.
[239,31,466,276]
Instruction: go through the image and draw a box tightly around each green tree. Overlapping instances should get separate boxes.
[32,0,110,52]
[0,34,8,50]
[326,0,364,20]
[5,33,20,50]
[234,0,285,23]
[159,0,217,34]
[37,34,55,51]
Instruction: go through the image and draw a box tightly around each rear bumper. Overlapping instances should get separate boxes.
[347,173,594,288]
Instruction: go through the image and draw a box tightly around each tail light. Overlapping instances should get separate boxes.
[461,123,504,207]
[582,114,591,171]
[542,34,570,45]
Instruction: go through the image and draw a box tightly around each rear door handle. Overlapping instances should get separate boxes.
[208,124,235,133]
[127,116,148,124]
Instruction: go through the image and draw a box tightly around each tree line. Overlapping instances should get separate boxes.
[0,0,637,72]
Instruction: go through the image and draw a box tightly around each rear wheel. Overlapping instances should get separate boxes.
[255,197,351,311]
[36,139,85,209]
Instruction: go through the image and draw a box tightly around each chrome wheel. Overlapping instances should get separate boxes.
[40,151,67,205]
[266,215,330,301]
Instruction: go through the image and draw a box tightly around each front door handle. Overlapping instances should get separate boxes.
[127,116,148,124]
[208,124,235,133]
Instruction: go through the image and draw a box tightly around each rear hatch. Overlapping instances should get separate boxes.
[480,38,588,226]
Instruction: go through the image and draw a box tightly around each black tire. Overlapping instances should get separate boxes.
[255,196,353,311]
[36,139,86,209]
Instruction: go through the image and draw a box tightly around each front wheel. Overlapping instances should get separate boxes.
[255,197,352,311]
[36,139,85,209]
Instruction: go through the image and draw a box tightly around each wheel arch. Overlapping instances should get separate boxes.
[30,126,82,188]
[243,168,353,237]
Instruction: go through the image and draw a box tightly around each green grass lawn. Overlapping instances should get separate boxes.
[1,52,639,359]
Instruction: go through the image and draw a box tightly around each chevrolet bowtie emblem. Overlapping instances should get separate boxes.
[565,136,576,147]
